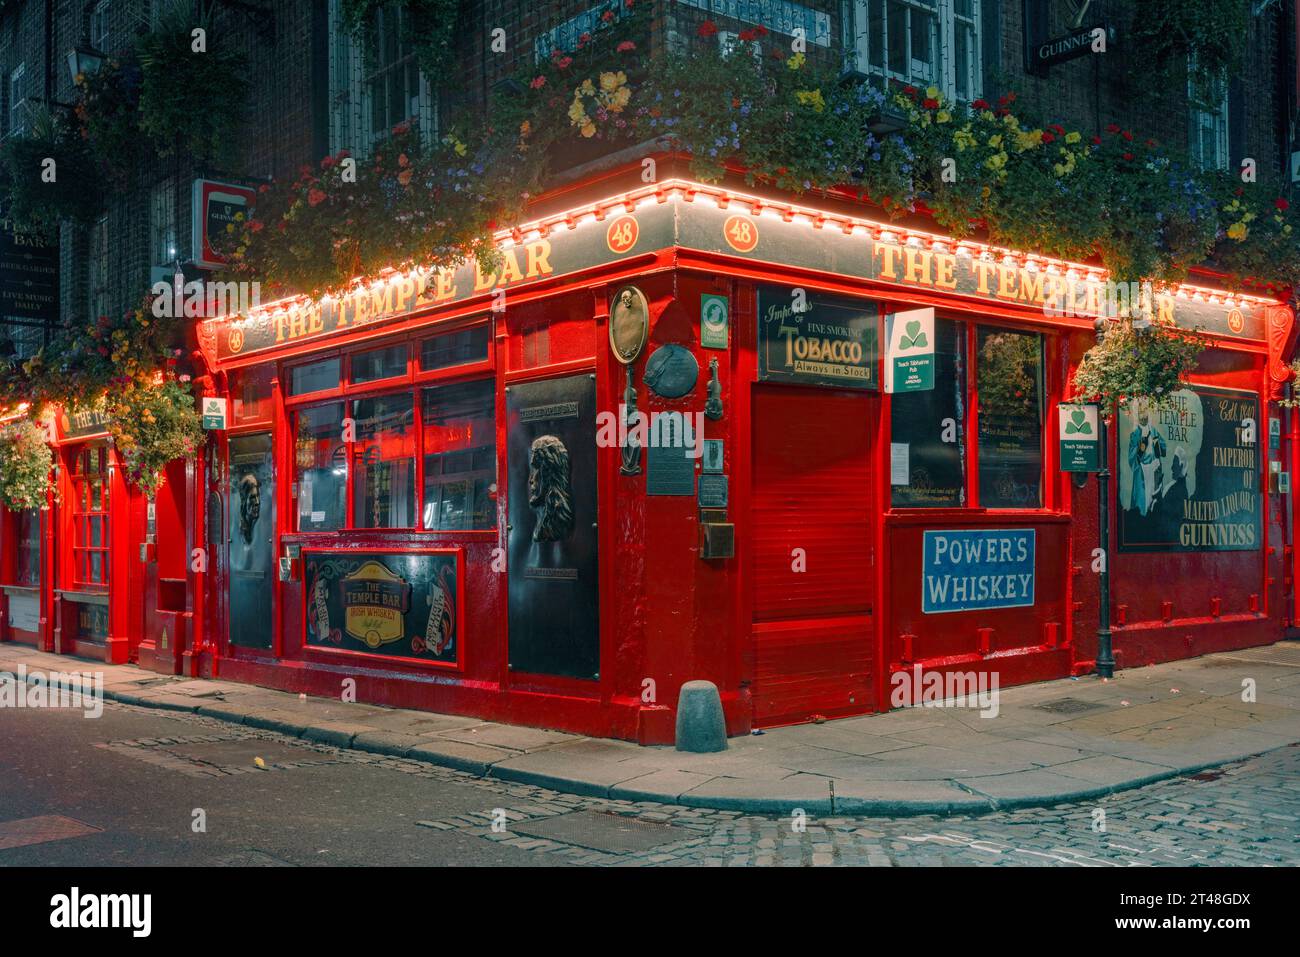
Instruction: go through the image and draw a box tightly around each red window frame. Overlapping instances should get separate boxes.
[70,445,111,587]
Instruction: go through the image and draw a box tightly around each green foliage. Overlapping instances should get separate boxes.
[0,417,54,512]
[74,56,146,183]
[107,375,203,498]
[1122,0,1249,108]
[1072,318,1207,411]
[340,0,461,83]
[0,108,103,231]
[135,2,249,163]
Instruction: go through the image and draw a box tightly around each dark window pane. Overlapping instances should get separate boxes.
[16,509,39,586]
[977,328,1044,508]
[352,394,416,528]
[420,325,489,372]
[295,402,347,530]
[233,365,274,423]
[891,318,965,507]
[422,380,496,530]
[290,357,341,396]
[351,344,408,383]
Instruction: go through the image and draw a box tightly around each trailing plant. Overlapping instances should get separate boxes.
[0,296,187,411]
[106,375,203,498]
[977,330,1042,419]
[1072,317,1206,413]
[340,0,461,85]
[135,1,249,163]
[0,417,54,511]
[73,56,146,184]
[0,107,103,231]
[1121,0,1249,108]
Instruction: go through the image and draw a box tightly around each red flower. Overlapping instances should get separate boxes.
[530,75,546,89]
[1121,129,1133,141]
[1105,123,1120,134]
[1091,136,1101,145]
[556,55,573,69]
[923,97,939,109]
[697,20,718,38]
[308,188,327,207]
[902,85,918,97]
[250,220,264,233]
[258,183,271,194]
[578,32,592,45]
[1041,131,1055,143]
[1276,198,1290,211]
[602,10,615,21]
[1122,152,1134,161]
[1050,124,1064,134]
[617,40,636,52]
[971,98,989,109]
[321,155,336,168]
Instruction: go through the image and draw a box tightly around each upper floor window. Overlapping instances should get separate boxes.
[150,178,177,267]
[8,62,27,136]
[328,0,435,158]
[848,0,981,102]
[88,216,109,321]
[91,1,111,50]
[1188,61,1228,171]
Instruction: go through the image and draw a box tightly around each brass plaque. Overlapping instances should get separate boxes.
[609,285,649,365]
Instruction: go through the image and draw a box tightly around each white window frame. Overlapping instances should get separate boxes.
[327,0,435,158]
[8,62,27,136]
[90,2,111,50]
[1188,59,1229,171]
[846,0,981,102]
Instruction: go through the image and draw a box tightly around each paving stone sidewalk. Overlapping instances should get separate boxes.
[3,640,1298,815]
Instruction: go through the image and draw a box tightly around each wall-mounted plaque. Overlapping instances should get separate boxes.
[644,343,699,398]
[609,285,649,364]
[698,473,728,508]
[702,439,724,473]
[647,440,695,496]
[304,550,462,665]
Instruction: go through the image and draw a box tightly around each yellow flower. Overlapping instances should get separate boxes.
[925,86,940,100]
[580,78,596,95]
[987,134,1003,149]
[581,122,597,138]
[936,110,951,124]
[599,71,626,92]
[568,99,588,125]
[609,85,631,111]
[795,89,825,113]
[1064,131,1081,144]
[787,52,806,71]
[519,120,532,137]
[1226,221,1248,241]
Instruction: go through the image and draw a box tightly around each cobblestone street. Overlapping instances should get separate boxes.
[2,700,1296,867]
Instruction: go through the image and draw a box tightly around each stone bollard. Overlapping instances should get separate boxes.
[675,680,727,753]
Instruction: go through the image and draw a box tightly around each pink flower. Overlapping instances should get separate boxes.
[697,20,718,38]
[530,75,546,89]
[617,41,636,52]
[556,55,573,69]
[308,188,327,207]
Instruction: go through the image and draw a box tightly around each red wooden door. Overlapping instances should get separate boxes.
[750,385,875,727]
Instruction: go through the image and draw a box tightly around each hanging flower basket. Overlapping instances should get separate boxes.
[0,108,104,232]
[106,376,204,499]
[0,417,54,511]
[1072,317,1206,414]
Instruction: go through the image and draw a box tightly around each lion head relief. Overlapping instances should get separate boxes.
[527,434,574,543]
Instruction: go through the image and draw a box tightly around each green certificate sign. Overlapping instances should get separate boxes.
[1058,403,1099,472]
[885,308,934,393]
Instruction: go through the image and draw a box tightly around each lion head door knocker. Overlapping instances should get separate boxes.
[528,435,575,542]
[705,357,723,420]
[609,285,649,476]
[238,472,262,544]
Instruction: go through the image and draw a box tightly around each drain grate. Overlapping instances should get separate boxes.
[1034,697,1107,715]
[0,815,103,851]
[511,810,685,854]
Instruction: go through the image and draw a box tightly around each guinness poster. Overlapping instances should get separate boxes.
[304,550,461,664]
[1118,386,1260,552]
[757,286,879,389]
[507,375,599,679]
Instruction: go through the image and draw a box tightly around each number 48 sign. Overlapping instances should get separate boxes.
[1058,403,1099,471]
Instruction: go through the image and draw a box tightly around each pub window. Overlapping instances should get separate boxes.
[294,402,347,531]
[232,365,275,424]
[87,216,109,322]
[351,392,416,528]
[422,379,496,530]
[1188,60,1229,172]
[976,327,1045,509]
[289,356,342,396]
[8,62,27,136]
[90,1,111,50]
[71,446,110,586]
[351,343,408,384]
[891,316,966,508]
[420,325,489,372]
[149,177,178,266]
[16,508,40,586]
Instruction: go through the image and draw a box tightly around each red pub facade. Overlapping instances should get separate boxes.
[3,158,1297,745]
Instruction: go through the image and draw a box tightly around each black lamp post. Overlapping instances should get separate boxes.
[1094,317,1115,678]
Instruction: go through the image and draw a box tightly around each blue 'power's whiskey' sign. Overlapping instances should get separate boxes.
[922,529,1036,614]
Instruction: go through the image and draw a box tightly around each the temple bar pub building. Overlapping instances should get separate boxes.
[9,157,1297,744]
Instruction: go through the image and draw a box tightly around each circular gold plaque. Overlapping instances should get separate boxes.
[609,285,649,365]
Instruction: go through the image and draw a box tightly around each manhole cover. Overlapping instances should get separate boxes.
[164,739,315,769]
[1034,697,1106,715]
[511,811,684,854]
[0,815,102,850]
